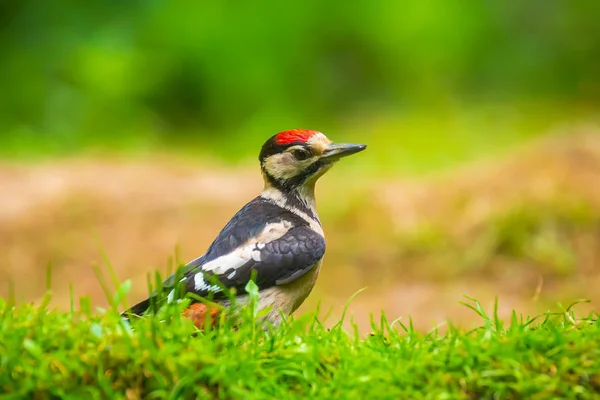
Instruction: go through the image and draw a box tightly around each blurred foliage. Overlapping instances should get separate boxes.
[1,0,600,162]
[332,195,600,278]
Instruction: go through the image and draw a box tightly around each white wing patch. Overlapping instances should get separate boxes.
[191,220,293,292]
[198,220,291,275]
[194,273,223,293]
[256,220,293,242]
[198,243,263,276]
[201,249,251,275]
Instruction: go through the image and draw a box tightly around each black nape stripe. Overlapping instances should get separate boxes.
[261,159,326,193]
[261,160,325,221]
[284,190,319,221]
[282,160,325,189]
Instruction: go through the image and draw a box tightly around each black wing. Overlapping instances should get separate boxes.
[184,225,326,298]
[124,197,322,316]
[203,196,310,262]
[159,196,310,290]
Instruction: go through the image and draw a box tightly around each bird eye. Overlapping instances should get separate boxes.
[292,149,311,160]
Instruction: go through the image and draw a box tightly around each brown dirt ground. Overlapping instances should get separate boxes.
[1,131,600,331]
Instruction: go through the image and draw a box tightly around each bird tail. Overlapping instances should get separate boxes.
[121,298,150,318]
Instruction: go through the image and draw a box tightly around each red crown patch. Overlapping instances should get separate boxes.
[275,129,318,145]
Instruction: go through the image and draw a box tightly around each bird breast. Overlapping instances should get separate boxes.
[224,259,323,325]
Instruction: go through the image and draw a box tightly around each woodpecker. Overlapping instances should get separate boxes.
[124,129,366,327]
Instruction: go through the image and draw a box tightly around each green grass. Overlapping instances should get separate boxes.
[1,282,599,399]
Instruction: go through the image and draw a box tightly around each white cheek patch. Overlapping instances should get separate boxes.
[263,153,300,181]
[263,134,333,182]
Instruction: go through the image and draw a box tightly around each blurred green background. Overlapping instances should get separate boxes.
[2,0,600,329]
[2,0,599,171]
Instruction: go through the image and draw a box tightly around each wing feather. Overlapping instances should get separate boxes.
[184,225,325,298]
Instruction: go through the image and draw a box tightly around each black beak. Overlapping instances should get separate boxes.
[321,143,367,161]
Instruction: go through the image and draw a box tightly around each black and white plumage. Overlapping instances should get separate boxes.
[124,129,366,326]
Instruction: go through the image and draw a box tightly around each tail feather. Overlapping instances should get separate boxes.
[121,298,150,318]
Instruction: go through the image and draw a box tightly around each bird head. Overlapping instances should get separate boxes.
[259,129,366,192]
